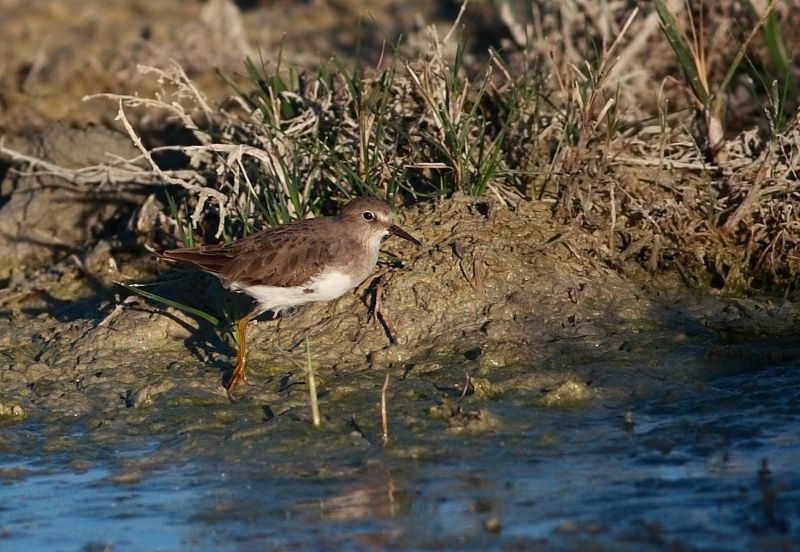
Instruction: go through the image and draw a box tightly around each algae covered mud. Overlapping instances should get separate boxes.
[1,191,799,550]
[2,337,798,551]
[1,192,797,550]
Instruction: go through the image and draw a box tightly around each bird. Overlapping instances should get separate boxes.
[158,197,420,401]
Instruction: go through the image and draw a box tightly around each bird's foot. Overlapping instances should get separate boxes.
[224,366,254,403]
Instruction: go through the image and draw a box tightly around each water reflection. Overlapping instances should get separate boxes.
[295,475,408,521]
[1,359,797,550]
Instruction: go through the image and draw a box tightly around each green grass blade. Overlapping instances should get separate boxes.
[217,68,256,111]
[653,0,709,106]
[164,188,193,247]
[115,281,221,327]
[713,0,777,115]
[747,0,792,88]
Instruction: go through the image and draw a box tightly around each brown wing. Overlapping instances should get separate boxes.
[158,245,234,276]
[160,217,340,289]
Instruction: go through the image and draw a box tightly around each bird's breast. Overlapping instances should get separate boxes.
[236,268,362,313]
[305,268,365,301]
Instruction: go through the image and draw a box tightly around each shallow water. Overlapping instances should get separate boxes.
[2,357,798,551]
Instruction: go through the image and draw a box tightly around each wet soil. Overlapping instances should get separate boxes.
[2,183,798,549]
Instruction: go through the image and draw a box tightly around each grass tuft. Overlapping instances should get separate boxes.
[3,2,799,298]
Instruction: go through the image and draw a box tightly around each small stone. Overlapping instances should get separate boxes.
[370,344,413,366]
[483,320,517,341]
[536,379,592,407]
[124,381,175,407]
[478,349,506,369]
[484,517,502,534]
[448,408,501,433]
[0,402,25,419]
[623,410,636,432]
[470,377,501,399]
[427,401,456,421]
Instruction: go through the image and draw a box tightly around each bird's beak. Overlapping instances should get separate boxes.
[389,224,421,246]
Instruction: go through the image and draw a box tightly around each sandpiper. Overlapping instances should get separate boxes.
[159,197,420,400]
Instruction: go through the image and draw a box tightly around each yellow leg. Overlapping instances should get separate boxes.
[225,310,258,402]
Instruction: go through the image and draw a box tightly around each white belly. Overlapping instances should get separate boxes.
[236,269,364,313]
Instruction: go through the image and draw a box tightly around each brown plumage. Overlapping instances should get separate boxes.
[159,197,420,401]
[161,217,341,289]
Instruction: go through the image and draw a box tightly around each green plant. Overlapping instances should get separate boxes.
[164,188,194,248]
[405,33,511,197]
[325,50,408,204]
[654,0,781,154]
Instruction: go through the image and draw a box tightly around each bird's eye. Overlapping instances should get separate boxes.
[362,211,375,221]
